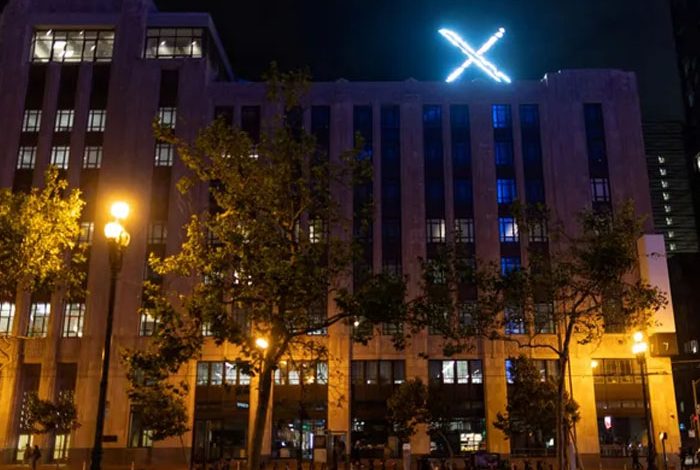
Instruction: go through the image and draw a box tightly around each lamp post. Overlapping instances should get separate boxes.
[633,332,657,470]
[90,202,130,470]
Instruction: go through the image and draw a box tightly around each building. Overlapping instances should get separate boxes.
[0,0,682,468]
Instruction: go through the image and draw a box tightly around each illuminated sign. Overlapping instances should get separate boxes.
[439,27,511,84]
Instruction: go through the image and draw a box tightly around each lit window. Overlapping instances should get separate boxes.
[657,155,665,164]
[497,179,516,204]
[668,231,675,239]
[661,180,669,189]
[501,257,520,275]
[50,146,70,169]
[666,217,673,226]
[54,109,74,132]
[31,29,115,63]
[17,146,37,169]
[53,434,70,461]
[82,146,102,169]
[22,110,42,132]
[201,321,213,337]
[0,302,15,335]
[309,218,326,244]
[429,360,482,384]
[78,222,94,245]
[454,218,474,243]
[664,205,672,213]
[590,178,610,202]
[210,362,223,385]
[15,434,33,462]
[442,360,455,384]
[139,309,158,336]
[157,107,177,129]
[663,192,670,201]
[87,109,106,132]
[426,219,446,243]
[504,306,525,334]
[127,410,153,448]
[147,222,167,245]
[144,28,204,59]
[529,220,548,242]
[382,322,403,336]
[27,303,50,337]
[659,168,667,176]
[492,104,511,129]
[62,303,85,338]
[154,143,174,166]
[670,242,677,251]
[499,217,519,243]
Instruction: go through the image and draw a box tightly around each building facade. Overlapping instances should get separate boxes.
[0,0,682,468]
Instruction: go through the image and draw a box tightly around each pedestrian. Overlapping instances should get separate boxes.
[352,440,362,468]
[631,444,641,470]
[30,445,41,470]
[22,444,31,468]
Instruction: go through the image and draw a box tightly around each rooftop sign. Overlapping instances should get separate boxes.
[439,27,511,84]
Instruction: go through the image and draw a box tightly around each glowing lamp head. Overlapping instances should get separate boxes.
[353,320,360,328]
[632,341,648,355]
[255,337,269,350]
[110,201,130,220]
[104,221,125,240]
[632,331,644,343]
[591,359,599,369]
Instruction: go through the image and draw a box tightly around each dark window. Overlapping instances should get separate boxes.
[351,360,405,385]
[494,141,513,166]
[525,180,545,203]
[454,179,473,207]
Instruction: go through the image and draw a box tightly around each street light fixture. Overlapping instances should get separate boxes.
[90,202,130,470]
[633,331,657,470]
[255,337,269,350]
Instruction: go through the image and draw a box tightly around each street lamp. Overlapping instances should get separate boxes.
[90,202,130,470]
[633,331,657,470]
[255,337,269,350]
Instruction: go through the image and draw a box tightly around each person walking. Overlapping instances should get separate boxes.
[22,444,31,468]
[631,444,642,470]
[30,445,41,470]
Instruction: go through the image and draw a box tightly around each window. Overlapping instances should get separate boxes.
[54,109,74,132]
[78,222,94,245]
[28,303,50,337]
[497,179,516,204]
[22,110,42,132]
[429,360,482,384]
[31,29,115,62]
[499,217,519,243]
[17,146,37,169]
[684,340,699,354]
[382,322,403,336]
[534,303,555,333]
[15,434,33,462]
[455,218,474,243]
[83,146,102,169]
[139,309,158,336]
[501,257,520,275]
[525,180,545,203]
[590,178,610,202]
[492,105,511,129]
[128,409,153,448]
[351,360,405,385]
[426,219,446,243]
[454,178,473,206]
[50,146,70,169]
[62,303,85,337]
[504,306,525,334]
[87,109,106,132]
[309,218,326,244]
[0,302,15,334]
[147,222,167,245]
[53,434,70,460]
[529,220,548,242]
[145,28,204,59]
[459,302,475,329]
[494,141,513,166]
[157,107,177,129]
[154,143,174,166]
[593,359,640,385]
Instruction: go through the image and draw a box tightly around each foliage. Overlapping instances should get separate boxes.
[0,167,85,302]
[494,355,579,447]
[25,392,80,435]
[122,68,410,470]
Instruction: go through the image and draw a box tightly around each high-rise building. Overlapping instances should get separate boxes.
[0,0,682,468]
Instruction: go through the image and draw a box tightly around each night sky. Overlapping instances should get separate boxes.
[0,0,686,120]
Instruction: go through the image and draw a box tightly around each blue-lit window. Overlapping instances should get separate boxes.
[505,359,515,384]
[525,180,545,203]
[591,178,611,202]
[494,141,513,166]
[492,105,511,129]
[499,217,519,243]
[454,179,473,207]
[497,179,516,204]
[504,306,525,334]
[501,257,520,275]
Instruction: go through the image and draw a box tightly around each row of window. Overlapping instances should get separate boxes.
[0,302,84,338]
[17,143,175,170]
[425,218,547,244]
[75,221,165,247]
[22,109,106,133]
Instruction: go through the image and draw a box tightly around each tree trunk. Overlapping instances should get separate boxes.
[248,362,274,470]
[556,356,567,470]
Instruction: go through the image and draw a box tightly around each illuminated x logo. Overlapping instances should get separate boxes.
[439,27,511,83]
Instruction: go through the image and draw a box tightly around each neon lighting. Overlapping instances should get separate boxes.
[439,27,511,83]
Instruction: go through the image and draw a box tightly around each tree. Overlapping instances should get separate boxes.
[25,392,81,467]
[123,67,408,470]
[387,378,457,459]
[494,355,579,453]
[421,203,666,470]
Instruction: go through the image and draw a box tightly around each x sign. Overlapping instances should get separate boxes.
[439,27,511,84]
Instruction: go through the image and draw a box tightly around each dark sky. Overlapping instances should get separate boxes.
[0,0,685,120]
[154,0,685,121]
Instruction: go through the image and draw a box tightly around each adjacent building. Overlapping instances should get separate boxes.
[0,0,682,468]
